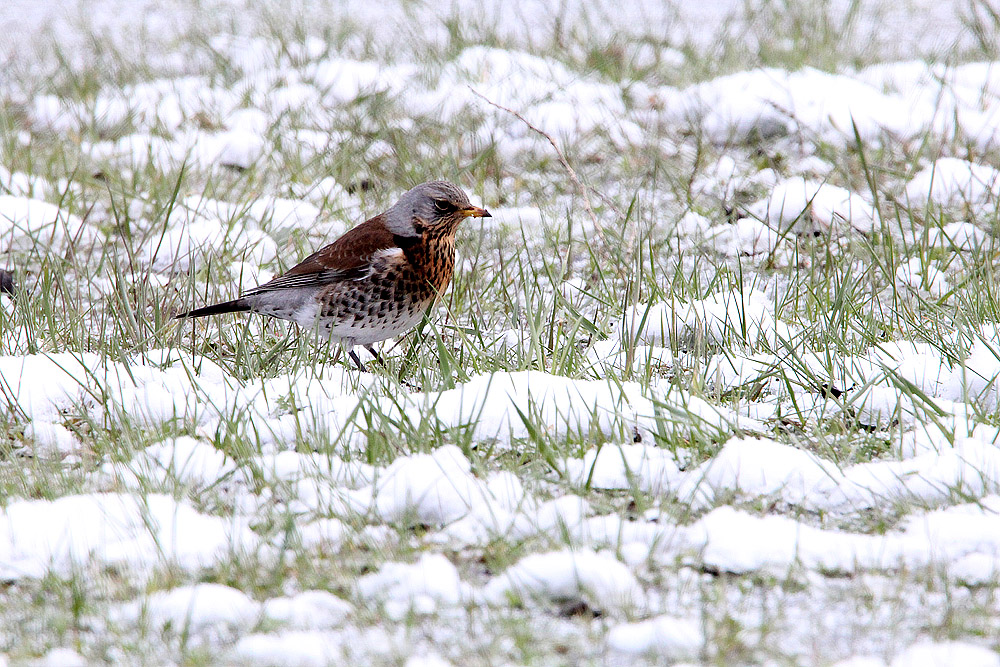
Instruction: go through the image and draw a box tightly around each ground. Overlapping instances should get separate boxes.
[1,0,1000,665]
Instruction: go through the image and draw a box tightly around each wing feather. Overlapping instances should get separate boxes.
[241,213,413,296]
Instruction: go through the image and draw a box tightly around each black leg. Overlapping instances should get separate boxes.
[348,349,367,372]
[365,345,386,367]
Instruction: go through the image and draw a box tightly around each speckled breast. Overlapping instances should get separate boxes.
[317,237,456,344]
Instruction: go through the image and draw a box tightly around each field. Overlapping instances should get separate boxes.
[2,0,1000,664]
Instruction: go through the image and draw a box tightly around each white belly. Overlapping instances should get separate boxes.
[323,305,428,346]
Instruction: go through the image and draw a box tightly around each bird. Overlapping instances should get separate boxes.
[0,269,15,297]
[174,180,490,370]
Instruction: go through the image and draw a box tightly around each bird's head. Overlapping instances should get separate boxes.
[385,180,490,238]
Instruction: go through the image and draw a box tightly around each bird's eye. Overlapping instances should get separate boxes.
[433,199,452,214]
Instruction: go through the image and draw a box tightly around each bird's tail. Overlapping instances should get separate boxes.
[173,298,252,319]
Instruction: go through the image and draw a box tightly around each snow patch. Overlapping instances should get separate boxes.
[485,548,645,612]
[0,494,259,580]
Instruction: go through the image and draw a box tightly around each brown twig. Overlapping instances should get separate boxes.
[469,87,606,246]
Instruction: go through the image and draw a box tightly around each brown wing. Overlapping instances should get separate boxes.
[242,214,405,296]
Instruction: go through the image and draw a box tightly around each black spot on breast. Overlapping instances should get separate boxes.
[394,234,420,251]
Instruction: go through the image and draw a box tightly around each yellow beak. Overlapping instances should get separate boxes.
[462,205,491,218]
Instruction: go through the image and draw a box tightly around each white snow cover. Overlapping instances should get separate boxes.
[0,195,90,251]
[0,351,744,456]
[0,493,259,580]
[408,47,643,149]
[140,196,278,272]
[387,371,650,443]
[664,68,919,146]
[354,445,524,525]
[619,288,799,351]
[230,631,342,667]
[889,641,1000,667]
[927,221,988,251]
[661,63,1000,151]
[676,436,842,508]
[3,0,1000,663]
[744,177,881,234]
[895,256,950,297]
[606,615,703,658]
[101,436,240,489]
[114,583,261,634]
[904,158,1000,213]
[262,591,352,630]
[484,548,645,612]
[35,648,86,667]
[357,553,470,613]
[564,443,683,493]
[705,333,1000,426]
[667,495,1000,577]
[0,166,49,198]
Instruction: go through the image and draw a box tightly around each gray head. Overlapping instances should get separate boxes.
[384,180,490,237]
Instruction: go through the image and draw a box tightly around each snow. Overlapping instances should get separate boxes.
[139,197,278,272]
[619,288,799,351]
[211,127,266,169]
[744,177,880,234]
[35,649,86,667]
[666,496,1000,578]
[485,206,544,230]
[484,548,645,612]
[245,198,322,235]
[115,583,261,634]
[2,0,1000,662]
[904,158,1000,213]
[662,61,1000,151]
[230,631,342,667]
[665,68,924,147]
[676,436,842,508]
[0,166,49,198]
[357,553,469,614]
[403,655,454,667]
[357,371,706,447]
[295,518,349,551]
[832,658,888,667]
[0,493,260,580]
[22,420,80,457]
[410,46,642,148]
[889,641,1000,667]
[363,445,518,524]
[927,221,988,251]
[101,436,239,489]
[895,257,951,297]
[262,591,352,629]
[0,195,90,252]
[306,58,412,103]
[564,443,682,493]
[606,615,703,658]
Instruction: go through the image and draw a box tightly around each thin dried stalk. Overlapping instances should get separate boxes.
[470,87,607,246]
